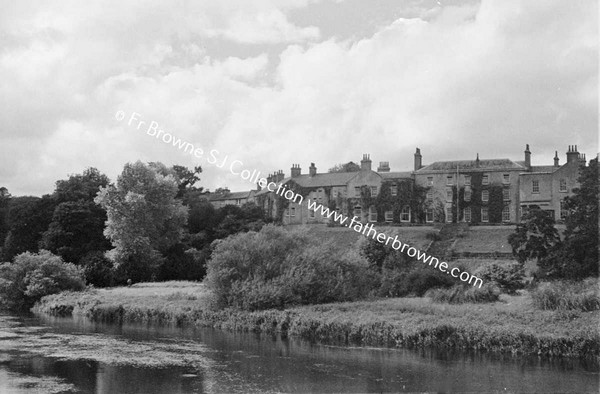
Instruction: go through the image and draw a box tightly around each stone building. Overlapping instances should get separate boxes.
[212,144,588,225]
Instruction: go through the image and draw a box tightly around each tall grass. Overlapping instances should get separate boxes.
[531,279,600,311]
[426,284,500,304]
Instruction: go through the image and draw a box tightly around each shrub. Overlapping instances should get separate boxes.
[531,279,600,311]
[0,250,85,310]
[81,251,114,287]
[477,262,525,294]
[206,225,376,310]
[426,283,500,304]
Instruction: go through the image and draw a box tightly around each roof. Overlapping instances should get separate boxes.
[416,158,525,173]
[379,171,412,179]
[527,165,560,174]
[255,171,371,196]
[209,190,254,201]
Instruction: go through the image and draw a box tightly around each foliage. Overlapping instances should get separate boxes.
[54,167,109,203]
[40,201,110,264]
[357,232,453,296]
[158,244,207,282]
[0,187,10,246]
[80,251,114,287]
[206,225,375,310]
[172,165,203,198]
[508,208,561,264]
[2,195,56,261]
[328,161,361,173]
[539,158,599,279]
[426,283,500,304]
[531,279,600,311]
[0,250,85,310]
[94,161,188,282]
[477,262,525,294]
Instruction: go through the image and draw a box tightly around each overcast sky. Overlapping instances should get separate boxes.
[1,0,597,196]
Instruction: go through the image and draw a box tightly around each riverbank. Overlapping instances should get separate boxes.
[33,281,600,360]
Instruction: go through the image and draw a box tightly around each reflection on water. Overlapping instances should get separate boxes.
[0,312,598,393]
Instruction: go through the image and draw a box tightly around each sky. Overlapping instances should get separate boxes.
[1,0,597,196]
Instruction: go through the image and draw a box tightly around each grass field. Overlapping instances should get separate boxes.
[34,281,600,360]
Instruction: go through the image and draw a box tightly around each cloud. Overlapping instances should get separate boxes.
[0,0,596,196]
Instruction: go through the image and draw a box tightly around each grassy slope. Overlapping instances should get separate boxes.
[34,282,600,360]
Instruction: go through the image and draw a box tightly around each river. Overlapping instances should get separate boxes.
[0,312,598,393]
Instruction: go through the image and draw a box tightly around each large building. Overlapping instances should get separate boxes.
[212,145,588,225]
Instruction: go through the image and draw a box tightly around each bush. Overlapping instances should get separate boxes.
[477,262,525,294]
[206,225,377,310]
[426,283,500,304]
[81,251,114,287]
[0,250,85,310]
[531,279,600,311]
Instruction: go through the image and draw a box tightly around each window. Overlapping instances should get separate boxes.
[481,207,489,222]
[427,176,433,186]
[503,174,510,184]
[532,180,539,193]
[285,208,290,217]
[482,174,489,185]
[368,206,377,222]
[426,208,434,223]
[502,206,510,222]
[370,186,378,196]
[355,186,361,196]
[464,207,471,222]
[464,175,471,186]
[482,190,489,202]
[559,179,567,192]
[401,206,410,222]
[309,209,315,219]
[446,207,453,222]
[390,185,398,196]
[446,189,453,201]
[503,188,510,201]
[290,207,296,217]
[353,206,362,219]
[385,210,393,222]
[446,175,453,185]
[560,200,567,220]
[426,191,433,201]
[464,189,471,202]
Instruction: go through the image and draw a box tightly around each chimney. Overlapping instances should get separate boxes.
[267,173,274,184]
[361,154,372,171]
[524,144,531,169]
[475,153,480,168]
[377,161,390,172]
[309,163,317,176]
[276,170,284,182]
[554,151,559,167]
[414,148,422,171]
[566,145,579,164]
[291,164,301,178]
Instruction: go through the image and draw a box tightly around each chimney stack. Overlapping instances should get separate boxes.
[554,151,559,167]
[475,153,480,168]
[309,163,317,176]
[377,161,390,172]
[524,144,531,169]
[276,170,284,183]
[566,145,579,164]
[414,148,422,171]
[360,154,372,171]
[291,164,301,178]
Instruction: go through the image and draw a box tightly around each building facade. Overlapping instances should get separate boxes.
[211,144,588,225]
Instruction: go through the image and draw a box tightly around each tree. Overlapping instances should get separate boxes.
[55,167,110,203]
[328,161,361,173]
[172,165,203,198]
[539,158,599,279]
[0,187,10,246]
[2,195,56,261]
[0,250,85,310]
[40,168,111,264]
[94,161,188,282]
[508,208,561,264]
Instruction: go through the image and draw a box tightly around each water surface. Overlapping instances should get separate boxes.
[0,313,597,393]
